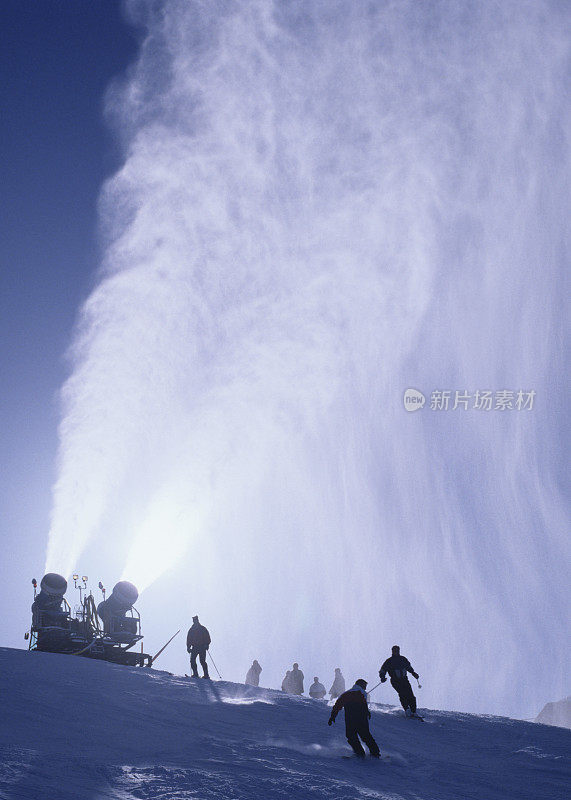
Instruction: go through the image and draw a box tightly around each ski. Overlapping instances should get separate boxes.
[341,754,386,761]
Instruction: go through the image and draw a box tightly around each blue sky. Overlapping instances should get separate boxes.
[0,0,137,643]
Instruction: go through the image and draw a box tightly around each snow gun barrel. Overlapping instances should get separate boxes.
[31,573,68,618]
[97,581,138,622]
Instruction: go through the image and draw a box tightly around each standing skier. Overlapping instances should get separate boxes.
[289,663,305,695]
[379,645,420,717]
[245,659,262,686]
[186,615,211,679]
[281,670,293,693]
[328,679,380,758]
[329,667,345,700]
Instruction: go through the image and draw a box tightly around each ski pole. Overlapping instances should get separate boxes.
[367,681,383,696]
[207,650,222,679]
[416,677,422,689]
[151,630,180,665]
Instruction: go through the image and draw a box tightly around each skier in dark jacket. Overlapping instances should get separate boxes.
[328,679,380,758]
[186,615,211,678]
[379,645,420,717]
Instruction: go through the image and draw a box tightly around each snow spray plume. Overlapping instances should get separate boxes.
[46,1,569,716]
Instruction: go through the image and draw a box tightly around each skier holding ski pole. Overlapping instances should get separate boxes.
[378,645,422,719]
[328,679,381,759]
[186,615,211,679]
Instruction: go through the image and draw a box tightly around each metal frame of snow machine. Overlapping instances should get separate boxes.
[28,575,152,667]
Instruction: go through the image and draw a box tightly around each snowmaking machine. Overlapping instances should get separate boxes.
[28,573,152,666]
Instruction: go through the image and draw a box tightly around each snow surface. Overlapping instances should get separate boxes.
[0,648,568,800]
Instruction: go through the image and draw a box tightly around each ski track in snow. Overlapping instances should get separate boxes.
[0,649,569,800]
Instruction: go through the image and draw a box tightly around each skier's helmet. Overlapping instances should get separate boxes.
[392,645,400,654]
[355,679,368,690]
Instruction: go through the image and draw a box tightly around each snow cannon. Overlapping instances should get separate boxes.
[97,581,139,639]
[30,573,72,649]
[97,580,138,617]
[33,573,68,610]
[27,574,150,666]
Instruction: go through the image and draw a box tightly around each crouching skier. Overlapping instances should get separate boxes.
[328,679,380,759]
[379,645,420,717]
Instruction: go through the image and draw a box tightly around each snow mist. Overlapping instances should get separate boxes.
[46,0,569,717]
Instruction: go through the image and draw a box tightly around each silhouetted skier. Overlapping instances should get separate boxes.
[186,615,211,678]
[328,679,380,758]
[281,670,293,693]
[245,659,262,686]
[309,677,326,699]
[379,645,420,717]
[289,662,304,695]
[329,667,345,699]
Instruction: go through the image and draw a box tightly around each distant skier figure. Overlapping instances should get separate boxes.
[186,615,211,679]
[289,663,304,695]
[309,677,327,700]
[379,645,420,717]
[281,670,293,693]
[245,659,262,687]
[329,667,345,700]
[328,679,380,758]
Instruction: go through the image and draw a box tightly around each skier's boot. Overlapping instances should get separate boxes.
[405,707,412,717]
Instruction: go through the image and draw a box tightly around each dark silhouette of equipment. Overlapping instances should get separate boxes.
[152,630,180,664]
[28,573,151,667]
[97,581,139,642]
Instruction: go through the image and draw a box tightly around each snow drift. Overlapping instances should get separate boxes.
[535,697,571,731]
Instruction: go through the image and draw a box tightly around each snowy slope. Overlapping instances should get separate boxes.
[0,648,568,800]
